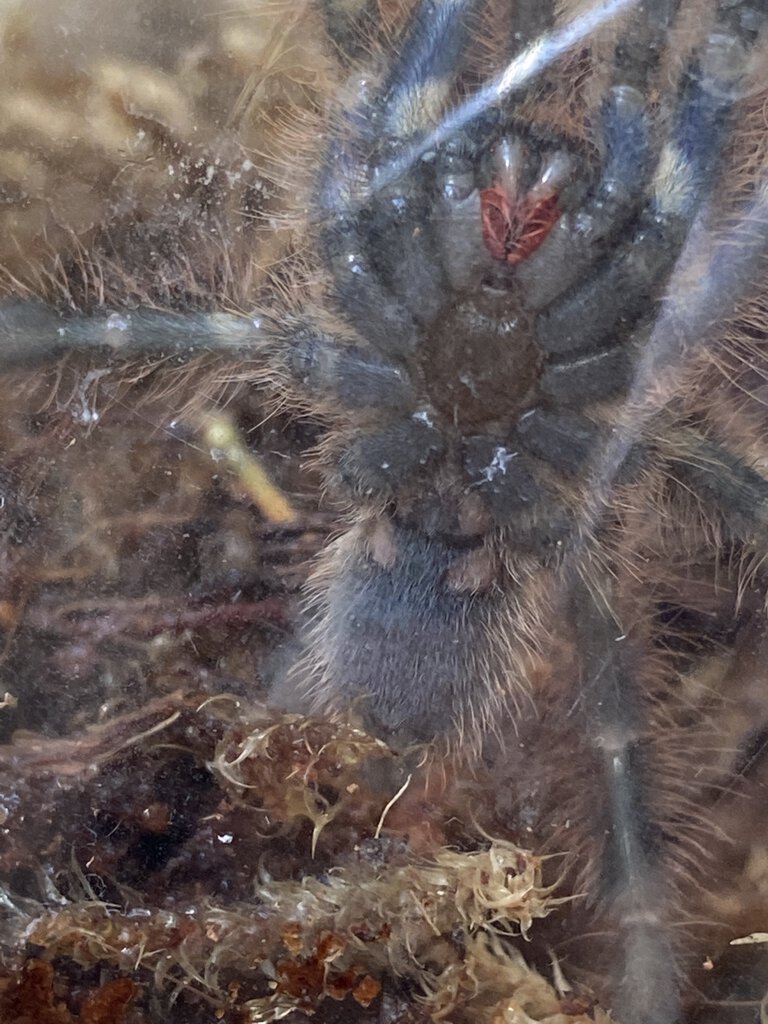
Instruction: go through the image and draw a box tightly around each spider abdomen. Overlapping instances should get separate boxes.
[300,517,546,747]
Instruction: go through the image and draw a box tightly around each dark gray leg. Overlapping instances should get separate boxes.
[570,570,679,1024]
[0,299,264,367]
[664,429,768,544]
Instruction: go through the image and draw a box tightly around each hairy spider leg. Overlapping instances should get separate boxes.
[535,37,744,403]
[665,430,768,544]
[560,15,767,1023]
[318,0,381,65]
[0,298,264,367]
[570,569,681,1024]
[316,0,484,359]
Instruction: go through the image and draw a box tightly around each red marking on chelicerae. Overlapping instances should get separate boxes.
[480,185,561,265]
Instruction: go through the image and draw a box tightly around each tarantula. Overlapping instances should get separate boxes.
[0,1,768,1022]
[270,4,768,1020]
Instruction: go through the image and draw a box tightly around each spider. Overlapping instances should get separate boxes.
[265,3,768,1016]
[0,1,767,1023]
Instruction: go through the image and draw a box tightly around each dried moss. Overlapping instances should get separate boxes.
[0,698,604,1023]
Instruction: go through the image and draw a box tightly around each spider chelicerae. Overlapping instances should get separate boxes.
[0,1,767,1023]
